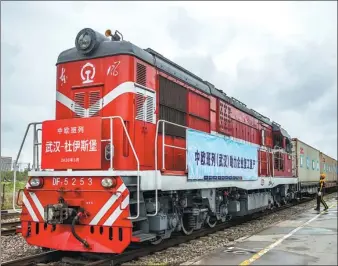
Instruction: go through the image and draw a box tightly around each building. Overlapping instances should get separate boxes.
[1,156,13,171]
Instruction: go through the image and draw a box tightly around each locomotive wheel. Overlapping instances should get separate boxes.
[181,215,194,235]
[206,215,217,228]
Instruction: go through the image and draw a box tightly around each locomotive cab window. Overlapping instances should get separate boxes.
[261,129,265,146]
[285,138,292,153]
[273,133,283,149]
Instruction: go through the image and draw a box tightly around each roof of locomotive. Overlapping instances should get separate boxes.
[57,38,276,127]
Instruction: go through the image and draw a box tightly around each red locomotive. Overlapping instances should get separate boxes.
[15,28,299,254]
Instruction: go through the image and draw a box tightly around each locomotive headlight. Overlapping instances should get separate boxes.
[75,28,108,55]
[29,177,43,188]
[101,177,117,188]
[77,31,92,50]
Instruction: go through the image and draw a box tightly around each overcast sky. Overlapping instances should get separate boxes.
[1,1,337,165]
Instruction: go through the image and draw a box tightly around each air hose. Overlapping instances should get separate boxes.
[71,211,90,249]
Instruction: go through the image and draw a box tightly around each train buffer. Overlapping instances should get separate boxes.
[181,195,338,266]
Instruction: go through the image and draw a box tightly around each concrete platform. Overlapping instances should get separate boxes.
[182,195,338,265]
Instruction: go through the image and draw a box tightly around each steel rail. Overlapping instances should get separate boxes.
[1,251,69,266]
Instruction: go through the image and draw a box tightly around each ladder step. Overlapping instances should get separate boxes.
[130,216,147,223]
[131,232,157,243]
[132,230,143,235]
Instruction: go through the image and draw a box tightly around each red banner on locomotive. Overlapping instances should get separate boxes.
[41,117,102,169]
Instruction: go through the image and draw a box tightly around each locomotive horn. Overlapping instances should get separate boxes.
[105,29,112,37]
[105,29,123,41]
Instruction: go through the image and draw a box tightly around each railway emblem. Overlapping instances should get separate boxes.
[81,62,96,84]
[261,178,265,186]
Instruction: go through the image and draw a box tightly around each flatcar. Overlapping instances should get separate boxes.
[13,28,336,254]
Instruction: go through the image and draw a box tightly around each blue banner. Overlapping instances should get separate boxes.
[187,129,258,181]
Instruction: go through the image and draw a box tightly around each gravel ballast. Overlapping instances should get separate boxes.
[0,235,42,263]
[1,193,336,264]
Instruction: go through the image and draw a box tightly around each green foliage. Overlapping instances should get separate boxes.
[1,181,26,209]
[1,170,29,182]
[0,170,28,209]
[1,181,26,191]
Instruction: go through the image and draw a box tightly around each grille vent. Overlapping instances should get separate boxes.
[74,92,85,118]
[146,96,154,123]
[136,63,146,86]
[135,86,155,124]
[89,91,101,117]
[136,92,145,121]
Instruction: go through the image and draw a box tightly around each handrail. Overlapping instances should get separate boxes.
[13,122,42,213]
[268,155,271,177]
[102,116,140,220]
[272,152,275,177]
[152,120,188,217]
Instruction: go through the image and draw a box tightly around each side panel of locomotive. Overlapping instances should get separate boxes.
[146,49,294,179]
[155,71,211,172]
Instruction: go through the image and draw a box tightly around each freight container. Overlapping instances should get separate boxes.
[320,152,337,187]
[292,138,321,194]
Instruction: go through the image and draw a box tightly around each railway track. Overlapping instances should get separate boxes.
[1,211,21,236]
[84,196,316,266]
[2,194,325,266]
[1,211,20,220]
[1,220,21,236]
[1,250,76,266]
